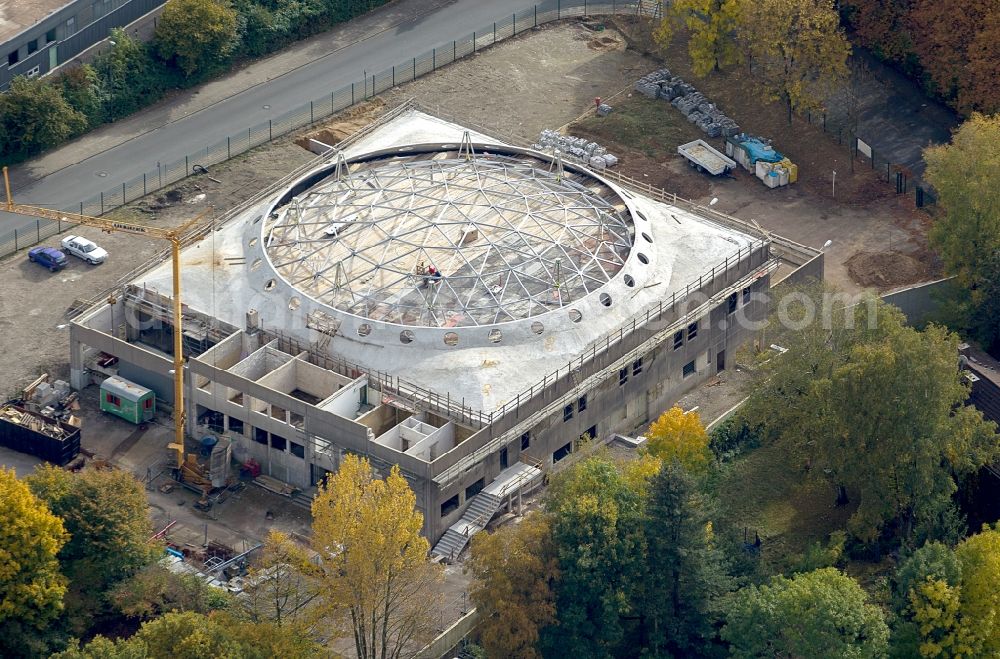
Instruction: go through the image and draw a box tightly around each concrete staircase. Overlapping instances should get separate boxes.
[431,462,542,560]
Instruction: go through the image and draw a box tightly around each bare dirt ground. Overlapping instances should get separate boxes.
[382,20,656,137]
[571,19,940,293]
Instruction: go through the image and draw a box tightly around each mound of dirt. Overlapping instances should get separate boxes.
[845,250,929,289]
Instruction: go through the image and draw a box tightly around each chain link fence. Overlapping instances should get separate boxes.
[0,0,658,260]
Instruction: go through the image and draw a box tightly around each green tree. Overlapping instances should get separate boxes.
[154,0,239,77]
[722,568,890,658]
[110,563,231,622]
[27,465,159,636]
[92,29,171,121]
[55,65,103,129]
[0,76,86,161]
[737,0,851,122]
[742,285,999,546]
[311,455,442,659]
[467,513,559,659]
[654,0,742,76]
[643,406,713,475]
[539,456,645,657]
[0,467,69,657]
[924,114,1000,354]
[641,461,731,657]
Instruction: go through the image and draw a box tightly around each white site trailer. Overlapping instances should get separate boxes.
[677,139,737,176]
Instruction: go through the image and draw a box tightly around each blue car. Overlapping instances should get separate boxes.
[28,246,68,272]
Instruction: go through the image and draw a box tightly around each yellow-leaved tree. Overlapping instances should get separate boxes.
[654,0,743,76]
[0,467,68,657]
[643,406,712,474]
[737,0,851,123]
[467,513,559,659]
[311,455,442,659]
[953,524,1000,656]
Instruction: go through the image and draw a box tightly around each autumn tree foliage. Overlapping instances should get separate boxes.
[841,0,1000,113]
[924,114,1000,354]
[467,514,559,659]
[644,405,712,474]
[310,455,442,659]
[654,0,742,76]
[0,467,69,657]
[891,527,1000,657]
[738,0,851,122]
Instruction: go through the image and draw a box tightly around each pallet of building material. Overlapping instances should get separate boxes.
[253,474,298,497]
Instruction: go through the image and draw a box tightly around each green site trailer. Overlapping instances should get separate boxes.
[100,376,155,424]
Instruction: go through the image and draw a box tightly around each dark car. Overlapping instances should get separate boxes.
[28,246,68,271]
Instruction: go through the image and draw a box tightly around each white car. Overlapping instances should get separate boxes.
[60,235,108,264]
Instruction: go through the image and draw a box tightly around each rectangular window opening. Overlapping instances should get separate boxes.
[673,330,684,350]
[633,358,643,376]
[253,427,268,445]
[687,321,698,340]
[683,360,696,378]
[440,494,460,517]
[727,292,738,314]
[270,434,287,451]
[228,417,244,435]
[27,40,38,55]
[742,286,751,305]
[8,50,19,66]
[619,367,628,386]
[553,442,572,463]
[563,404,574,422]
[290,441,305,459]
[45,28,57,43]
[520,432,530,450]
[578,395,587,413]
[465,478,485,500]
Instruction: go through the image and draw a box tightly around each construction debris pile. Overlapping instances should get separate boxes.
[19,373,79,423]
[635,68,741,139]
[534,129,619,169]
[0,403,81,465]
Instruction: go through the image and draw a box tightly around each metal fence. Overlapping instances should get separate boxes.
[0,0,656,260]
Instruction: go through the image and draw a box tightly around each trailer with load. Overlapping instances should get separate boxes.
[677,139,737,176]
[0,404,81,466]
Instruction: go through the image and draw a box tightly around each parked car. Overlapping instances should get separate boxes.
[28,247,68,271]
[60,235,108,264]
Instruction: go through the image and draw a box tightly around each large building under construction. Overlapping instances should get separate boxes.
[68,107,822,555]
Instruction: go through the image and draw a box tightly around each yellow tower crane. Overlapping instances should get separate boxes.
[3,166,210,470]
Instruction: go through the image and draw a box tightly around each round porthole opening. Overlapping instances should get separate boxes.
[600,293,612,307]
[624,274,635,287]
[531,321,544,335]
[641,232,653,243]
[288,297,300,311]
[264,279,276,291]
[637,253,649,265]
[488,329,502,344]
[444,332,459,346]
[400,330,415,344]
[358,324,372,337]
[569,309,582,323]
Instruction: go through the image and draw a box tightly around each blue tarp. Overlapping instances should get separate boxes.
[739,138,783,164]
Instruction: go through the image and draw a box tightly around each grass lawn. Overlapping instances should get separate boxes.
[711,443,856,575]
[573,95,703,161]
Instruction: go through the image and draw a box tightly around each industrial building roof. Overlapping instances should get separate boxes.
[130,110,763,411]
[0,0,67,45]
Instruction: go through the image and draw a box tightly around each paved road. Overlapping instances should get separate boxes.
[2,0,591,234]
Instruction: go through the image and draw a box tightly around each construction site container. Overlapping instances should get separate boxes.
[0,404,81,465]
[100,376,155,424]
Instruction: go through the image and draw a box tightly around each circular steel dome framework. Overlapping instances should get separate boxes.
[260,146,634,329]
